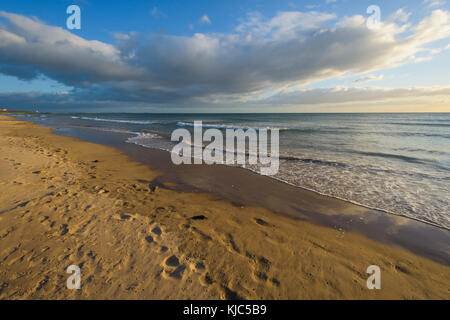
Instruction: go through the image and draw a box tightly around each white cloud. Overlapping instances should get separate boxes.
[353,74,384,83]
[424,0,446,8]
[151,7,167,18]
[199,15,211,25]
[389,8,412,23]
[260,86,450,105]
[236,11,336,39]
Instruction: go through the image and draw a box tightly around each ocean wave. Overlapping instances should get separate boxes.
[387,122,450,127]
[126,132,162,142]
[91,127,138,135]
[176,121,287,131]
[73,116,154,125]
[125,132,176,154]
[279,155,450,180]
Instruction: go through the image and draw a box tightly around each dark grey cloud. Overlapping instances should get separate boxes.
[0,64,40,80]
[2,86,450,113]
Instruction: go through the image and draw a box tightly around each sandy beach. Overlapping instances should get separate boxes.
[0,115,449,299]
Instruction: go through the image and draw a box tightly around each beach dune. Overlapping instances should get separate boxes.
[0,115,448,299]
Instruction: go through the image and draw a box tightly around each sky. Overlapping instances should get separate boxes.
[0,0,449,112]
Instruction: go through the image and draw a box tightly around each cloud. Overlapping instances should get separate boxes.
[0,64,40,80]
[0,11,141,87]
[261,86,450,105]
[236,11,336,38]
[3,86,449,112]
[424,0,447,8]
[151,7,167,19]
[0,9,449,110]
[199,15,211,25]
[389,8,412,23]
[353,74,384,83]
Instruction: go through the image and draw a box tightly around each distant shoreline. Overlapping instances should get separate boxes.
[0,110,38,114]
[3,111,450,115]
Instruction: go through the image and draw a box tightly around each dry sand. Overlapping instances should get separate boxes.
[0,115,448,299]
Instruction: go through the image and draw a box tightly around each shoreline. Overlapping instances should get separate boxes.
[18,113,450,231]
[250,167,449,231]
[43,123,450,265]
[128,126,449,231]
[0,115,449,299]
[31,115,449,232]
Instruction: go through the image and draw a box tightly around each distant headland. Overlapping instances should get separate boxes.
[0,109,39,114]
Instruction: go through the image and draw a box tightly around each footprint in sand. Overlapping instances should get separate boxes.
[150,244,168,253]
[247,253,274,284]
[199,273,213,287]
[190,261,206,274]
[254,217,271,227]
[141,222,169,254]
[165,255,179,267]
[60,224,70,236]
[151,226,162,236]
[34,276,49,292]
[219,286,243,300]
[145,223,190,280]
[111,213,133,221]
[158,246,168,253]
[221,233,240,253]
[162,255,186,280]
[144,235,153,243]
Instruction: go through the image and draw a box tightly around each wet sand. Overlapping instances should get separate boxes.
[0,115,449,299]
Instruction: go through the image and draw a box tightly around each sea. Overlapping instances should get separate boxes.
[14,112,450,230]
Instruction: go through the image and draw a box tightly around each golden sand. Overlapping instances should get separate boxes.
[0,115,448,299]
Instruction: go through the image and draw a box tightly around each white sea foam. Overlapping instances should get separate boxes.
[176,121,287,131]
[78,116,154,125]
[125,132,174,152]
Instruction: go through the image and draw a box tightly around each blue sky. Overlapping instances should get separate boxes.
[0,0,449,112]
